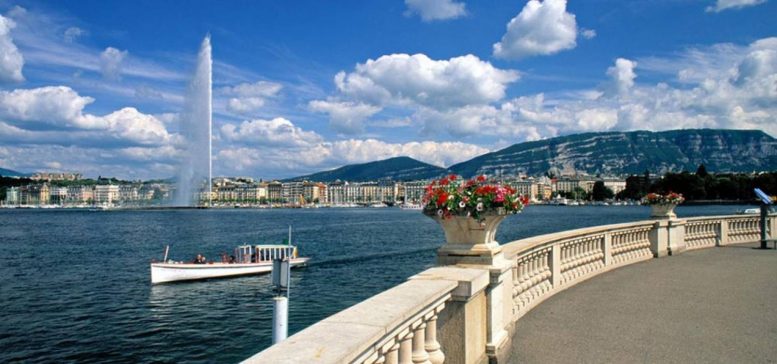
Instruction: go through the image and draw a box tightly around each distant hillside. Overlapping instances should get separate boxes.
[288,156,447,182]
[448,129,777,177]
[0,167,28,177]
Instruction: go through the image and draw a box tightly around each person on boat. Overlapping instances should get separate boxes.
[220,252,228,263]
[193,254,206,264]
[228,255,236,264]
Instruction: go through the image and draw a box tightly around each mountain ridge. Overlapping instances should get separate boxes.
[0,167,28,177]
[447,129,776,177]
[288,129,776,182]
[286,156,447,182]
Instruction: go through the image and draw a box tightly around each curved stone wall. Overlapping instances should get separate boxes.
[245,214,773,364]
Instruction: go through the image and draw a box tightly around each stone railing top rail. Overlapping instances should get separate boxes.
[501,213,774,259]
[501,219,656,259]
[684,214,767,222]
[243,278,458,364]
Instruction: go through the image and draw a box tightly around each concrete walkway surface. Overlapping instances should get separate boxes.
[508,243,777,363]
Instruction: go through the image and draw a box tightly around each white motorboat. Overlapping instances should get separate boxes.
[151,244,310,284]
[399,203,423,210]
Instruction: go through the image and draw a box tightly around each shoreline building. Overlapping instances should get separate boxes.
[94,185,120,204]
[5,187,19,205]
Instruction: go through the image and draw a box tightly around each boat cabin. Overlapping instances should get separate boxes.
[235,245,298,263]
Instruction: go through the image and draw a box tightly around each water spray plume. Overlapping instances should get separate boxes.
[174,35,212,206]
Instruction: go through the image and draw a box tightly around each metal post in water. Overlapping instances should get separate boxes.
[272,296,288,343]
[271,257,291,344]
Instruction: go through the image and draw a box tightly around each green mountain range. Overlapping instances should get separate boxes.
[290,129,777,182]
[286,156,447,182]
[448,129,777,177]
[0,167,28,177]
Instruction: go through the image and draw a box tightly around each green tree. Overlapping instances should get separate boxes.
[696,164,709,178]
[618,174,650,200]
[571,187,588,201]
[592,181,614,201]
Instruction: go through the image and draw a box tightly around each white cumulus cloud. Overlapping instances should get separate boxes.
[0,86,94,126]
[335,53,519,108]
[214,116,489,177]
[220,117,323,147]
[308,100,382,134]
[493,0,579,60]
[404,0,466,21]
[0,86,176,146]
[100,47,127,80]
[575,108,618,130]
[411,37,777,140]
[606,58,637,95]
[219,81,282,115]
[80,107,175,145]
[217,139,488,177]
[0,14,24,83]
[706,0,767,12]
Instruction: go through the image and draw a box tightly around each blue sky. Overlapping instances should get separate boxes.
[0,0,775,179]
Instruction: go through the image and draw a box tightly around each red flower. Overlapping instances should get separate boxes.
[476,175,486,182]
[449,174,457,181]
[436,192,448,206]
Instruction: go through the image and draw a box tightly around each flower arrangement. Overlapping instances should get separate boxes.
[641,192,685,205]
[423,174,529,220]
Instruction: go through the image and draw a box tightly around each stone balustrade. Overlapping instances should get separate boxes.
[244,214,774,364]
[684,217,721,249]
[503,221,656,321]
[726,215,762,243]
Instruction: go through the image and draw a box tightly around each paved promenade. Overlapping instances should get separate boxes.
[509,243,777,363]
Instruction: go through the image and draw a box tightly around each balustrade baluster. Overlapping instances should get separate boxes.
[384,341,400,364]
[398,332,413,364]
[411,321,430,364]
[425,313,444,364]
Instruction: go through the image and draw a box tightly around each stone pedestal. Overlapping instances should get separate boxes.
[650,204,678,219]
[433,215,507,266]
[667,219,687,255]
[429,213,514,363]
[649,217,687,257]
[649,220,670,257]
[412,267,490,364]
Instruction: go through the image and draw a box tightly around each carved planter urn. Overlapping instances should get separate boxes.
[428,211,507,266]
[650,203,678,219]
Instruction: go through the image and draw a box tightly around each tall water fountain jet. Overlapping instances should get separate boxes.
[174,35,212,206]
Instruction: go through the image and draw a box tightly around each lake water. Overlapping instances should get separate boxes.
[0,205,750,363]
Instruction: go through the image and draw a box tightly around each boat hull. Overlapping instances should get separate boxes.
[150,258,310,284]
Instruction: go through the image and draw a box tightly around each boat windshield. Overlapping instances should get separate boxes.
[234,245,296,263]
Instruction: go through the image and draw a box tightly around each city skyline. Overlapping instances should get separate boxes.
[0,0,775,179]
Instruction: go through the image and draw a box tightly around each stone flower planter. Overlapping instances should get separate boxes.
[650,203,678,219]
[429,212,507,266]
